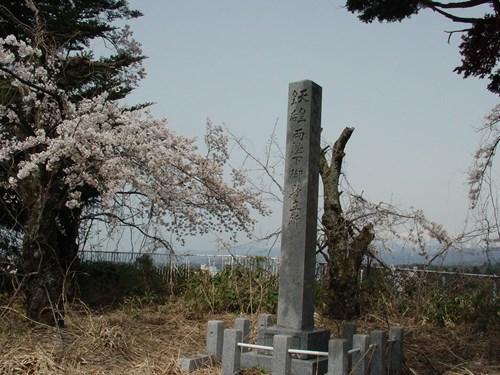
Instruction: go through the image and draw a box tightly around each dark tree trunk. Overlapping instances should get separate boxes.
[21,174,80,326]
[323,223,374,318]
[319,127,374,319]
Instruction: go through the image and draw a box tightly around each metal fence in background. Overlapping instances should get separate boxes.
[79,250,500,278]
[78,250,280,277]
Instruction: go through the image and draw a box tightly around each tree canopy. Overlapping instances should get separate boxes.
[0,0,145,101]
[0,0,145,240]
[345,0,500,95]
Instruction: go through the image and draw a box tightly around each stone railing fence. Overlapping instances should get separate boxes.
[179,317,404,375]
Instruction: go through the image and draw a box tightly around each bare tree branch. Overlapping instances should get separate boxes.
[428,0,491,9]
[80,212,174,254]
[422,0,491,24]
[0,4,34,38]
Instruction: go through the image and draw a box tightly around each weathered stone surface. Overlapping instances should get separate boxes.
[370,330,387,375]
[221,329,242,375]
[240,351,328,375]
[206,320,224,360]
[272,335,293,375]
[234,318,250,352]
[259,325,329,354]
[178,354,215,372]
[351,334,370,375]
[328,339,349,375]
[277,80,322,331]
[389,326,405,375]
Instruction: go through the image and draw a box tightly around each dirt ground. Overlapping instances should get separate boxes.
[0,300,499,374]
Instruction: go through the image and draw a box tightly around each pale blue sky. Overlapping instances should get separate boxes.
[123,1,498,251]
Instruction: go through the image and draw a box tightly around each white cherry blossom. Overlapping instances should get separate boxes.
[1,35,269,245]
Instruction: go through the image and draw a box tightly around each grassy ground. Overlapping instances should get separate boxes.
[0,298,499,375]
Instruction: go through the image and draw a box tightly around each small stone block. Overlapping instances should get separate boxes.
[206,320,224,361]
[258,313,274,329]
[222,329,242,375]
[273,335,293,375]
[370,330,387,375]
[352,334,370,375]
[221,329,241,375]
[389,327,404,375]
[256,314,274,353]
[342,322,357,347]
[234,318,250,352]
[342,321,357,370]
[328,339,348,375]
[178,354,214,372]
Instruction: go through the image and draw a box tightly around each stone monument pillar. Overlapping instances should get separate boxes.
[257,80,329,354]
[278,79,322,331]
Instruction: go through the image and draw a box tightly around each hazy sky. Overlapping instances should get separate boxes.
[123,1,498,252]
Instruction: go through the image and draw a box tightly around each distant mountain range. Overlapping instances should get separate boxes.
[198,242,499,268]
[377,249,493,267]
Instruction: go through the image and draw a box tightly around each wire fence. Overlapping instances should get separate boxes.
[79,250,279,276]
[79,250,500,285]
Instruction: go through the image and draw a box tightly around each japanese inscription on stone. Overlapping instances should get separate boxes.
[278,80,322,331]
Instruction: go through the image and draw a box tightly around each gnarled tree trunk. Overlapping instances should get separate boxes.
[319,127,374,319]
[21,172,80,326]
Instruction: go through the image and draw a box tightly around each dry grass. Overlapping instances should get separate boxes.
[1,299,499,375]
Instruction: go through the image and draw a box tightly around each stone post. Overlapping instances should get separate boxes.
[221,329,242,375]
[272,335,293,375]
[351,334,370,375]
[389,327,404,375]
[370,330,387,375]
[256,313,274,353]
[342,322,357,348]
[234,318,250,352]
[206,320,224,361]
[328,339,349,375]
[342,322,357,370]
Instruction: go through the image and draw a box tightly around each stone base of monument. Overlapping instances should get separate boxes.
[240,351,328,375]
[238,322,330,374]
[257,326,330,359]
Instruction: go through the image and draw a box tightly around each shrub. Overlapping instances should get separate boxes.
[180,257,278,317]
[73,255,168,308]
[357,266,499,330]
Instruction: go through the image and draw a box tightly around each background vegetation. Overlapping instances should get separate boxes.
[1,254,498,374]
[61,256,500,331]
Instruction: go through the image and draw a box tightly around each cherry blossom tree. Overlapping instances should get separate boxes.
[467,104,500,258]
[0,6,268,325]
[1,0,146,262]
